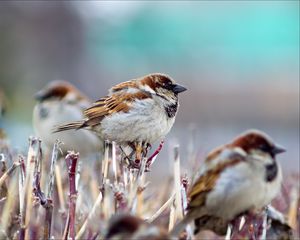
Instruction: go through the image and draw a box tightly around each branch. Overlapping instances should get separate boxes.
[20,137,39,240]
[43,140,61,239]
[0,161,20,189]
[146,140,164,171]
[76,192,103,239]
[65,151,79,240]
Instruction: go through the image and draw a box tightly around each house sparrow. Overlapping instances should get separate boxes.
[105,214,170,240]
[54,73,187,165]
[33,81,102,157]
[171,129,285,237]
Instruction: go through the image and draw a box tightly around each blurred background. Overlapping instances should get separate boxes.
[0,1,299,179]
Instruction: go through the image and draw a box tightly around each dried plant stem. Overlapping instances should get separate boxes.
[55,165,65,211]
[111,141,118,183]
[0,177,18,234]
[43,141,60,239]
[148,192,175,223]
[0,161,20,188]
[260,207,268,240]
[102,179,113,220]
[181,179,192,239]
[76,192,103,239]
[173,146,183,221]
[102,140,110,184]
[225,225,232,240]
[146,140,164,169]
[168,204,176,231]
[287,185,299,229]
[20,137,39,240]
[65,151,79,240]
[129,158,147,212]
[62,215,70,240]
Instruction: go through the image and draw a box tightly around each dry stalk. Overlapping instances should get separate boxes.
[287,185,299,229]
[146,140,164,170]
[20,137,39,240]
[111,141,118,184]
[42,141,61,239]
[0,176,18,235]
[75,192,103,239]
[55,164,66,211]
[260,207,268,240]
[129,157,147,213]
[102,140,110,185]
[148,192,175,223]
[173,146,183,221]
[18,155,26,231]
[168,203,176,231]
[65,151,79,240]
[102,179,113,220]
[0,160,20,188]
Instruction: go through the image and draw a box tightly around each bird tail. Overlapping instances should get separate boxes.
[52,121,86,133]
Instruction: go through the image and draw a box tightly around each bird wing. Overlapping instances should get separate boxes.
[188,151,245,209]
[83,91,150,127]
[110,80,139,93]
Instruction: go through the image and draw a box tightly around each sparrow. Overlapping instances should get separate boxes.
[33,81,103,157]
[171,129,285,237]
[53,73,187,164]
[105,214,170,240]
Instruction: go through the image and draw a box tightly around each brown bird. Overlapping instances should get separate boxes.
[171,129,285,237]
[54,73,186,165]
[33,81,102,157]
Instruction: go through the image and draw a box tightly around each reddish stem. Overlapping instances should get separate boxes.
[65,152,79,240]
[146,140,164,169]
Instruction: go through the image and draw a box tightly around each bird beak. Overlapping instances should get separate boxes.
[172,84,187,94]
[272,144,286,155]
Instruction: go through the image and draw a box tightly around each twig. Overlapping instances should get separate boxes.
[111,141,118,184]
[225,224,232,240]
[102,140,110,185]
[260,207,268,240]
[173,146,183,221]
[62,215,70,240]
[76,192,103,239]
[55,165,66,211]
[0,176,18,235]
[146,140,164,170]
[0,160,20,188]
[20,137,39,240]
[65,151,79,240]
[18,155,26,234]
[147,192,175,223]
[181,176,192,239]
[43,141,61,239]
[287,185,299,229]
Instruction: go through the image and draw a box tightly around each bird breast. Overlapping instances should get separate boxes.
[205,158,282,220]
[99,98,176,144]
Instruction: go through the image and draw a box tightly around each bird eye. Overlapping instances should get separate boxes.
[259,144,270,153]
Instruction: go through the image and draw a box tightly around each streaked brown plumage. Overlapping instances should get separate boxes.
[171,130,285,237]
[54,73,187,164]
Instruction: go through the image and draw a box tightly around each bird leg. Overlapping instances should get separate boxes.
[142,142,151,157]
[131,142,142,168]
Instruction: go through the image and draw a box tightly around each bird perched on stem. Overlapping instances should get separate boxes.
[54,73,187,167]
[33,81,102,157]
[171,129,285,237]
